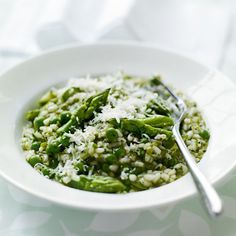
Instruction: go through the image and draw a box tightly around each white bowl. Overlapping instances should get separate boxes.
[0,42,236,211]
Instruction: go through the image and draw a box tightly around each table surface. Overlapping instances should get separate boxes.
[1,1,236,235]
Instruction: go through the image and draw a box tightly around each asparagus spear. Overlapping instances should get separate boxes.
[84,88,110,119]
[57,89,110,135]
[148,98,170,116]
[140,115,173,128]
[48,89,111,154]
[61,87,83,102]
[39,90,57,106]
[60,111,71,125]
[25,109,40,121]
[66,175,126,193]
[121,118,173,138]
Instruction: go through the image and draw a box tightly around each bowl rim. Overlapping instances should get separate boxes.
[0,41,236,211]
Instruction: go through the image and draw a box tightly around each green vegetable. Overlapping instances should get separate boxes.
[74,104,87,119]
[199,130,210,140]
[121,118,173,138]
[39,90,56,106]
[31,141,40,151]
[150,76,162,86]
[62,87,82,102]
[48,156,59,169]
[105,154,118,164]
[27,155,43,167]
[162,135,175,149]
[49,116,59,125]
[149,98,170,116]
[142,115,174,128]
[57,118,76,135]
[130,181,148,191]
[106,128,119,142]
[33,117,45,129]
[137,148,146,158]
[74,162,89,174]
[25,109,40,121]
[60,111,71,125]
[102,163,110,172]
[66,175,126,193]
[46,135,70,154]
[35,163,55,178]
[57,89,110,135]
[21,73,210,194]
[108,118,120,128]
[84,88,110,120]
[114,147,126,158]
[57,105,86,135]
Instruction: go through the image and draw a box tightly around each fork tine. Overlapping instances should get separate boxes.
[157,79,179,101]
[157,79,187,111]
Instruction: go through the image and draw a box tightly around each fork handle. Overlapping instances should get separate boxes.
[173,126,223,217]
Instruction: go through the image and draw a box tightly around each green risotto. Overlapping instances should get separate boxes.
[21,73,210,193]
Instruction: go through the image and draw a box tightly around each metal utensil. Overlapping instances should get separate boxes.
[158,79,223,217]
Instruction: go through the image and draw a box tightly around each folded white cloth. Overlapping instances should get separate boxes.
[0,0,232,69]
[36,0,135,48]
[103,0,231,66]
[36,0,231,67]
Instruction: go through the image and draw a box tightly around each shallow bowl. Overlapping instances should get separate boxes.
[0,42,236,211]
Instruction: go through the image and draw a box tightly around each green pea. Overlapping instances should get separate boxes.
[31,141,40,151]
[27,155,43,167]
[114,147,126,158]
[46,141,61,155]
[33,117,44,129]
[42,168,54,178]
[35,163,55,178]
[106,128,119,142]
[199,130,210,140]
[105,154,117,164]
[48,156,59,169]
[150,76,162,86]
[46,135,70,154]
[40,142,47,149]
[102,163,110,172]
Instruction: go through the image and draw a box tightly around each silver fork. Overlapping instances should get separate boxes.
[158,80,223,217]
